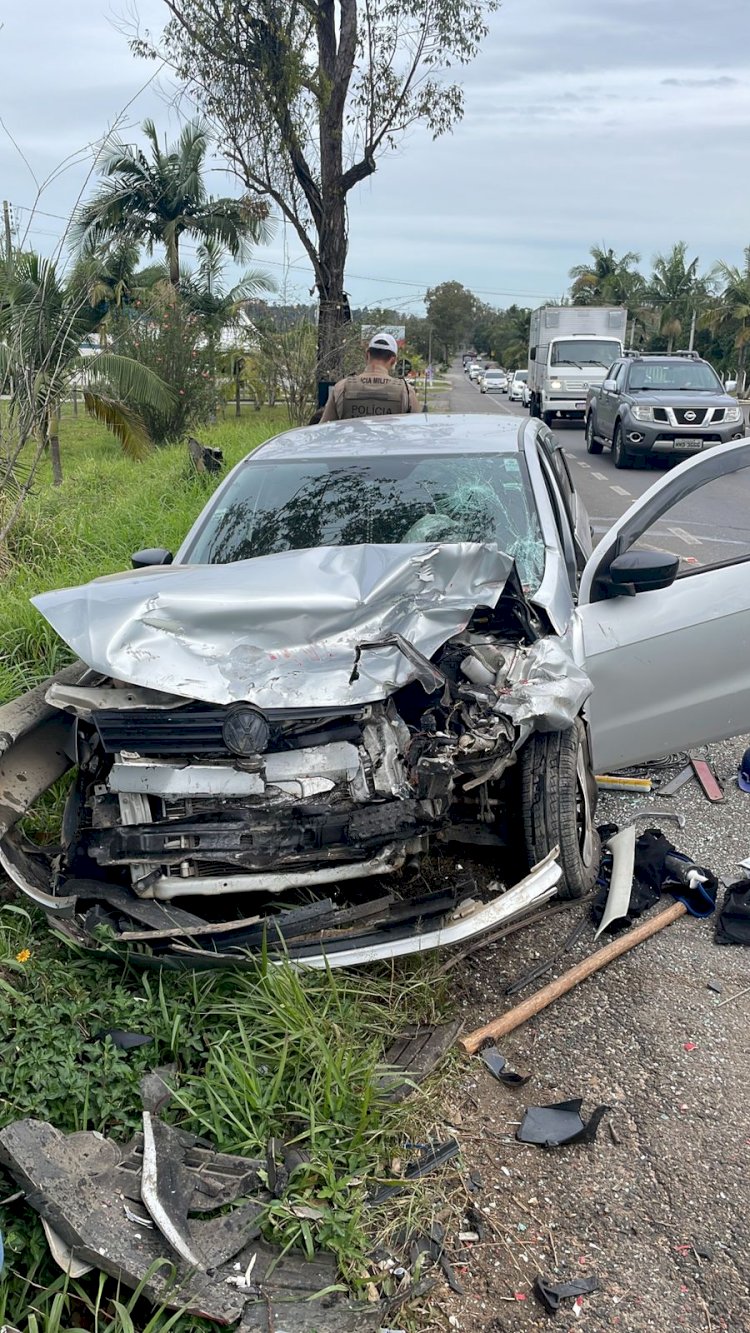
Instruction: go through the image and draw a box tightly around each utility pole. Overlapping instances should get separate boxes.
[688,309,697,352]
[423,326,432,413]
[3,200,11,261]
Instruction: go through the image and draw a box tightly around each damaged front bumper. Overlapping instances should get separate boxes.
[0,665,562,967]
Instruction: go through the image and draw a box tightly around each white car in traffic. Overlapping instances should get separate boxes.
[480,370,508,394]
[509,370,528,402]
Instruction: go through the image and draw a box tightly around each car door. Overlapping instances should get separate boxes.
[596,361,624,440]
[576,438,750,773]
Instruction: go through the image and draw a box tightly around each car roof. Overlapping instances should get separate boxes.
[253,413,523,460]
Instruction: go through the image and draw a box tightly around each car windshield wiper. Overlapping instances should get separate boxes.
[581,360,608,367]
[553,359,581,368]
[677,386,714,392]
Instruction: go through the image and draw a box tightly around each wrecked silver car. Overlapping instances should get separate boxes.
[3,417,750,967]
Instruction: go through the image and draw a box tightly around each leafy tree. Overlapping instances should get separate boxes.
[705,250,750,391]
[646,242,709,353]
[72,119,270,287]
[0,252,173,503]
[111,289,216,444]
[426,281,478,359]
[137,0,499,384]
[569,244,644,307]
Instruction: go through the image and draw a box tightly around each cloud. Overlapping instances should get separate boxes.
[2,0,750,310]
[662,75,739,87]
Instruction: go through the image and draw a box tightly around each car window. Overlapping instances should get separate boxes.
[613,362,628,388]
[628,360,722,391]
[628,465,750,576]
[183,453,547,592]
[536,448,577,589]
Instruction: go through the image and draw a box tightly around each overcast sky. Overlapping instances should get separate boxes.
[1,0,748,313]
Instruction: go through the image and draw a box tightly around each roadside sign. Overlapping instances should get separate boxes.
[362,324,406,346]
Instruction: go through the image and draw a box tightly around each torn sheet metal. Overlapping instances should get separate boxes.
[493,637,593,738]
[32,543,513,709]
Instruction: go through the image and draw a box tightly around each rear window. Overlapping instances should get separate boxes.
[183,453,546,592]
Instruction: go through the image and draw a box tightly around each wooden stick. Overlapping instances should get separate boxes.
[460,900,687,1054]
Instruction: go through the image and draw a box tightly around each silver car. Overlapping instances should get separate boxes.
[3,417,749,969]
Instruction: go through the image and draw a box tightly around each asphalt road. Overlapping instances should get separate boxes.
[448,366,750,568]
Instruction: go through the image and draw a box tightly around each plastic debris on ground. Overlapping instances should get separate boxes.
[368,1139,460,1205]
[593,825,717,933]
[534,1273,599,1314]
[0,1116,385,1329]
[478,1045,530,1087]
[516,1099,610,1148]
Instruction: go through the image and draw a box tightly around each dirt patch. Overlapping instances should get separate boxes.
[425,738,750,1331]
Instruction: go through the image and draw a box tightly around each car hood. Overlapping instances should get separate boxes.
[626,391,735,407]
[33,542,514,709]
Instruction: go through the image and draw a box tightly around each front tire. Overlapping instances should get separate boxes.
[520,719,600,900]
[612,423,634,469]
[585,414,604,455]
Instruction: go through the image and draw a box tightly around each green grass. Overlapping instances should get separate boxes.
[0,905,453,1331]
[0,408,462,1331]
[0,406,288,703]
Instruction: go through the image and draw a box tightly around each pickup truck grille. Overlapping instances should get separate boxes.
[673,407,709,426]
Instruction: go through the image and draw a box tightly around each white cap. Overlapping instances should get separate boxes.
[368,331,398,356]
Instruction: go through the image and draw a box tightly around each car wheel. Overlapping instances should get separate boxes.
[612,423,634,469]
[520,718,600,900]
[541,411,553,426]
[585,414,604,455]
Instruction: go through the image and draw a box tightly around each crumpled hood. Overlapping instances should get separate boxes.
[33,542,514,708]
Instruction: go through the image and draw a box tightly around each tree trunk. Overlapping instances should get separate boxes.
[169,235,180,288]
[235,370,241,417]
[46,410,63,486]
[315,199,350,392]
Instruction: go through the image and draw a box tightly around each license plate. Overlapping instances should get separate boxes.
[674,438,703,450]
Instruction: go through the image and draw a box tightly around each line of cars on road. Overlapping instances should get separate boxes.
[463,354,529,405]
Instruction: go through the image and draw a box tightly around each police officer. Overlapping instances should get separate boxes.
[319,332,420,422]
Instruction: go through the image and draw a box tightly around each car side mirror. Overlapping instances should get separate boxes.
[131,547,174,569]
[602,549,680,598]
[602,378,619,392]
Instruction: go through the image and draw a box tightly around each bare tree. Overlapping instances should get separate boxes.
[135,0,498,386]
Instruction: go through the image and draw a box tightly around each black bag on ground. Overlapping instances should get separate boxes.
[715,880,750,945]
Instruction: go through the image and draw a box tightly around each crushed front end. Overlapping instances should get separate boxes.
[0,543,591,965]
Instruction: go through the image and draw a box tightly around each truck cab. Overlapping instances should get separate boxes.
[528,306,627,426]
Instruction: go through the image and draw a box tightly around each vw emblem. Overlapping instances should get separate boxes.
[684,410,696,422]
[222,703,271,756]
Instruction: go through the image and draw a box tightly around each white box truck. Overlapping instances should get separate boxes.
[528,306,628,425]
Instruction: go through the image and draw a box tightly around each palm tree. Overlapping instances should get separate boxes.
[0,252,173,498]
[72,119,271,287]
[646,243,708,353]
[179,238,275,413]
[179,237,274,341]
[705,250,750,393]
[569,245,643,307]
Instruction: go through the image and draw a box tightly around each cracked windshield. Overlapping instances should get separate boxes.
[187,453,546,589]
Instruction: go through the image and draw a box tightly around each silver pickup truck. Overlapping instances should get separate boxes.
[584,352,745,469]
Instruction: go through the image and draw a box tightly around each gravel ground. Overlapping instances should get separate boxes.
[428,736,750,1333]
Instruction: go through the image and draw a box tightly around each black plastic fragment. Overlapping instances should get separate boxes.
[368,1138,460,1204]
[534,1273,599,1313]
[516,1099,610,1147]
[96,1029,153,1051]
[479,1045,530,1087]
